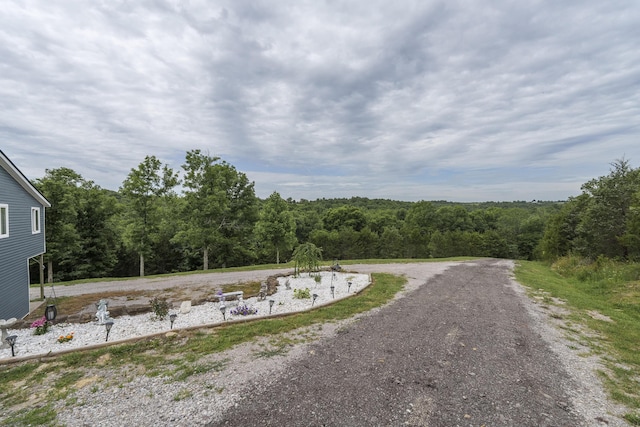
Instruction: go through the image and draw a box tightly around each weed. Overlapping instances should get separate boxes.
[254,345,289,358]
[173,388,193,401]
[171,359,228,381]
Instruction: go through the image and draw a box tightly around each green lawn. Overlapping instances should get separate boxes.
[515,260,640,425]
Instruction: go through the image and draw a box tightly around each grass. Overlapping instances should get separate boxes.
[0,404,58,427]
[1,272,406,426]
[515,259,640,421]
[29,257,477,288]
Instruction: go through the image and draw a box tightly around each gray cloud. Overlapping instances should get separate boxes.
[1,0,639,201]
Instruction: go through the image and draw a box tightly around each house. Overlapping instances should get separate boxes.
[0,150,51,320]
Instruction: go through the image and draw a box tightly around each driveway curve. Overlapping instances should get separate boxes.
[205,259,619,427]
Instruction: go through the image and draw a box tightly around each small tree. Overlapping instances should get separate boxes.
[254,191,297,264]
[291,242,322,276]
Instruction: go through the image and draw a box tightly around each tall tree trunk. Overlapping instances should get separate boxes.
[203,247,209,270]
[139,253,145,277]
[276,247,280,264]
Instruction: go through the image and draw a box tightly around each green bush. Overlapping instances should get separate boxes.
[150,296,169,320]
[293,288,311,299]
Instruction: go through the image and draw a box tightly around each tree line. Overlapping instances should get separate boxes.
[33,150,637,282]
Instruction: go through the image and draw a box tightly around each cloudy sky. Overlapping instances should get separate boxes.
[1,1,639,202]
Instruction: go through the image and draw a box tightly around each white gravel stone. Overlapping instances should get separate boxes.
[0,272,370,360]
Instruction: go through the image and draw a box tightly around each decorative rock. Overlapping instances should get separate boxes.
[180,301,192,314]
[165,331,178,338]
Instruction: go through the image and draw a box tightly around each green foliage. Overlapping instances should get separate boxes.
[293,288,311,299]
[541,159,640,261]
[176,149,258,270]
[149,296,170,320]
[254,191,297,264]
[120,155,179,276]
[33,147,576,283]
[323,206,367,231]
[34,169,119,281]
[292,242,323,275]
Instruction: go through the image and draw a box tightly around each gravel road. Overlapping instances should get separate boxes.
[208,259,623,427]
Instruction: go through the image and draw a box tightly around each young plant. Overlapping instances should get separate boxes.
[150,296,170,320]
[293,288,311,299]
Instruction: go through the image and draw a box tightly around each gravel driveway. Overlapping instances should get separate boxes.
[47,260,624,426]
[206,259,622,427]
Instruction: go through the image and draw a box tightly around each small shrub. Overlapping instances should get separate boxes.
[293,288,311,299]
[150,297,169,320]
[313,275,322,284]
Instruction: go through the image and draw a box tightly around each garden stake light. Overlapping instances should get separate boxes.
[220,304,226,320]
[269,299,275,315]
[104,321,114,342]
[312,293,318,306]
[5,335,17,357]
[348,281,352,293]
[330,284,335,299]
[169,313,177,329]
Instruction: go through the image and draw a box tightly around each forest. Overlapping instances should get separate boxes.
[31,150,640,283]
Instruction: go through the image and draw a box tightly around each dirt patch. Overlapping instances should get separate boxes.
[587,310,614,323]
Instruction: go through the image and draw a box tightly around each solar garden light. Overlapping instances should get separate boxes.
[44,304,57,323]
[269,299,275,315]
[312,293,318,306]
[169,313,177,329]
[330,284,335,298]
[348,281,352,293]
[5,335,17,357]
[220,304,226,321]
[104,321,114,342]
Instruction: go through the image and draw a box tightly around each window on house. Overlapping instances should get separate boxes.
[31,207,41,234]
[0,204,8,238]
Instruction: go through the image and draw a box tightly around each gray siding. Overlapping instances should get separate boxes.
[0,167,46,319]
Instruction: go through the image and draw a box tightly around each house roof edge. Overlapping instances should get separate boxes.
[0,150,51,208]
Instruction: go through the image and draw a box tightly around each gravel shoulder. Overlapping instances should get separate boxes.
[23,260,628,426]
